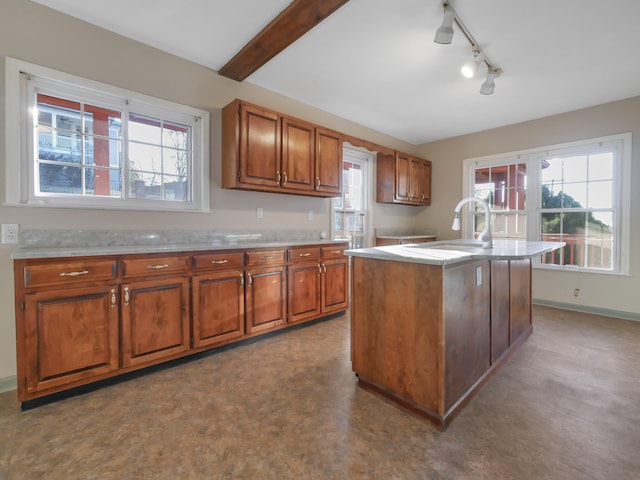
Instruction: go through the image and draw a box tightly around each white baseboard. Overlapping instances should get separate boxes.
[533,299,640,322]
[0,375,17,394]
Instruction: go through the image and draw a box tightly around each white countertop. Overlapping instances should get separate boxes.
[345,239,565,266]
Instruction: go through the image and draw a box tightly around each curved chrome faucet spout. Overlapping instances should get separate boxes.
[452,197,493,248]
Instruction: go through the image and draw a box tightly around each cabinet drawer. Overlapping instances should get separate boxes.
[23,259,117,288]
[321,246,346,258]
[288,247,320,262]
[193,252,244,272]
[122,255,189,278]
[245,250,286,266]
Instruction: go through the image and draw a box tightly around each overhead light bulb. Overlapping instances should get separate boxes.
[461,51,484,78]
[480,69,497,95]
[434,5,456,44]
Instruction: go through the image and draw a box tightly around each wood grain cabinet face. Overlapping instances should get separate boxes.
[21,284,119,395]
[287,261,321,324]
[377,151,432,206]
[120,277,190,367]
[245,265,287,334]
[222,99,342,197]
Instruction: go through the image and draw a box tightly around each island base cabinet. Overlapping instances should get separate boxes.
[121,278,190,367]
[20,285,119,396]
[350,255,529,431]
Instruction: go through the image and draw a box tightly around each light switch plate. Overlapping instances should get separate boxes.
[476,266,482,286]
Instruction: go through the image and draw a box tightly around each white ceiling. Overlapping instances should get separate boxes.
[32,0,640,145]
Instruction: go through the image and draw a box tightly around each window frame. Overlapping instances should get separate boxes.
[462,133,631,275]
[4,57,210,212]
[331,147,373,248]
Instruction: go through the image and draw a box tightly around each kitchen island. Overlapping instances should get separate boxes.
[345,239,563,430]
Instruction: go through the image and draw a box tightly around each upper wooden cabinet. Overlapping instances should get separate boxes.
[377,151,432,206]
[222,99,342,197]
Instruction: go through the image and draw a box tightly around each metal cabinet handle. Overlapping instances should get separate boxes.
[146,264,169,270]
[316,177,320,189]
[124,286,130,306]
[260,255,275,261]
[330,250,341,254]
[299,252,311,257]
[317,264,322,274]
[211,259,228,264]
[247,273,252,285]
[322,264,327,274]
[276,171,281,183]
[282,172,288,186]
[110,288,117,308]
[59,270,89,277]
[240,273,245,286]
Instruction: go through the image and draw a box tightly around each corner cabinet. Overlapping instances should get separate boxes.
[13,242,348,403]
[222,99,342,197]
[377,151,431,206]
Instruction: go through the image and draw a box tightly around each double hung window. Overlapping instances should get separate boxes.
[464,134,631,274]
[5,58,210,212]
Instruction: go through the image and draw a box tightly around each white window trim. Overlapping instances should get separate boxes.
[462,133,631,275]
[4,57,210,212]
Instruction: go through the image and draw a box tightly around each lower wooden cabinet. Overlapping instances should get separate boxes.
[121,277,190,367]
[13,242,348,403]
[21,284,119,396]
[245,265,287,334]
[191,269,245,348]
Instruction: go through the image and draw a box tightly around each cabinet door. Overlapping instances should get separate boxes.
[239,103,281,188]
[287,261,321,323]
[321,258,349,314]
[282,117,315,192]
[192,270,245,348]
[420,160,432,205]
[21,284,119,396]
[315,127,342,195]
[245,265,286,334]
[394,152,411,202]
[121,277,190,367]
[408,156,422,203]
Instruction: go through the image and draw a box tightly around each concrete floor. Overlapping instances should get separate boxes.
[1,305,639,479]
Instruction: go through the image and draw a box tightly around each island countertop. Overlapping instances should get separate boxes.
[346,239,565,266]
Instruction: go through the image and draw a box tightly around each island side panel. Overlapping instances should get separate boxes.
[509,259,532,344]
[350,257,444,415]
[443,259,491,412]
[490,260,511,363]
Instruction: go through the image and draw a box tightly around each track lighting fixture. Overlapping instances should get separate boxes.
[434,3,456,44]
[433,1,503,94]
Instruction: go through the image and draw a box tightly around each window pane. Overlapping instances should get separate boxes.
[162,122,189,149]
[85,168,121,197]
[129,114,162,144]
[563,155,588,182]
[163,148,189,176]
[587,180,612,208]
[39,163,82,194]
[589,153,613,181]
[129,143,162,173]
[562,182,587,207]
[163,175,188,201]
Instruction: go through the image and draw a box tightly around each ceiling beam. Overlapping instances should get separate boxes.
[218,0,349,82]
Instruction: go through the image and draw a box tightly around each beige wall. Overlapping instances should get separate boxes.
[0,0,425,383]
[416,97,640,317]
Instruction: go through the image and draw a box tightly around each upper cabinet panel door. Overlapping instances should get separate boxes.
[409,156,422,203]
[282,117,315,192]
[394,152,411,202]
[315,128,342,195]
[420,160,432,205]
[239,104,281,188]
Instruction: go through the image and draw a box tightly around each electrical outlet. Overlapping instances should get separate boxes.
[2,224,19,244]
[573,288,580,297]
[308,210,314,221]
[476,266,482,286]
[256,207,263,219]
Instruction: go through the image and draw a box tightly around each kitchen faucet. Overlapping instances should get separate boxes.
[451,197,493,248]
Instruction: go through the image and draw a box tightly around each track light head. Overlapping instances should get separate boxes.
[434,4,456,44]
[480,68,500,95]
[461,49,484,78]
